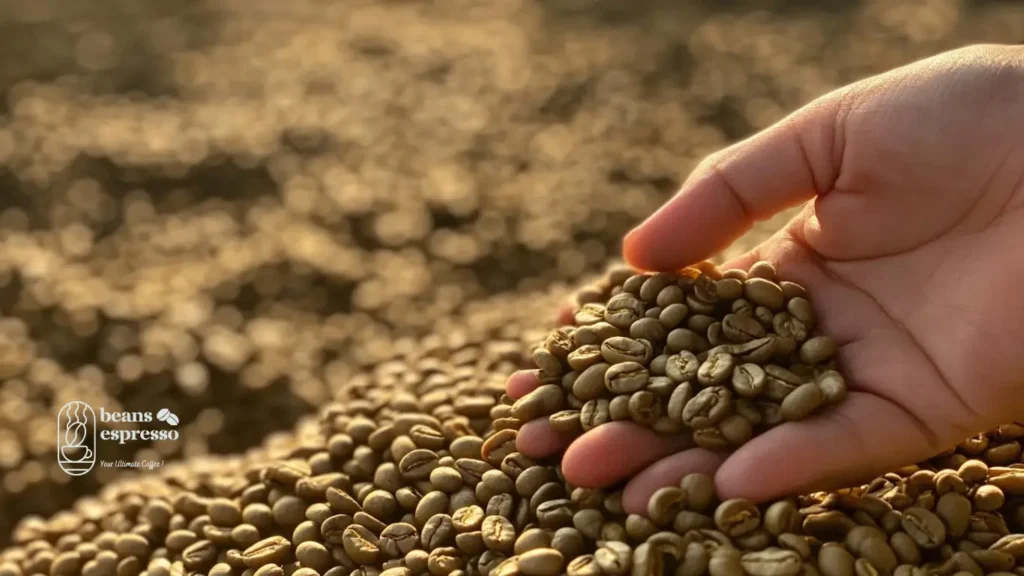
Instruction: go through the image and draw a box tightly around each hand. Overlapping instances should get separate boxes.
[506,44,1024,514]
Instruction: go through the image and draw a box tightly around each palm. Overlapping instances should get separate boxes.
[507,45,1024,513]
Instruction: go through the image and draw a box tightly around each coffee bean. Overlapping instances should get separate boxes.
[342,525,381,565]
[935,493,972,538]
[741,548,802,576]
[481,430,518,467]
[799,336,838,364]
[604,294,644,328]
[511,385,564,421]
[732,363,766,398]
[722,314,766,343]
[594,542,632,576]
[698,353,735,385]
[566,555,602,576]
[890,532,922,565]
[454,531,486,555]
[514,529,552,555]
[715,499,761,537]
[901,507,947,550]
[295,542,331,573]
[550,527,584,560]
[647,487,686,526]
[764,501,799,536]
[422,514,455,550]
[567,345,603,371]
[165,529,198,551]
[604,362,648,394]
[548,410,582,434]
[719,414,753,445]
[682,386,733,429]
[572,509,603,541]
[990,534,1024,558]
[744,278,784,311]
[580,399,611,431]
[368,523,414,560]
[430,467,464,494]
[599,336,651,366]
[426,547,463,576]
[400,450,441,481]
[535,500,574,529]
[482,516,516,552]
[780,382,825,421]
[518,549,564,576]
[182,540,218,572]
[255,565,284,576]
[243,537,291,569]
[630,318,667,343]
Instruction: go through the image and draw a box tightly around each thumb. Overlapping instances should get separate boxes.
[623,95,846,271]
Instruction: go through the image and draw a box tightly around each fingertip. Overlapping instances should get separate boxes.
[621,448,725,515]
[516,419,577,459]
[562,423,693,489]
[506,370,542,399]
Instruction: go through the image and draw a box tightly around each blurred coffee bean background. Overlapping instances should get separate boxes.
[0,0,1022,548]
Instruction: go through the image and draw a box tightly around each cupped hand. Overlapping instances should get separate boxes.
[507,44,1024,514]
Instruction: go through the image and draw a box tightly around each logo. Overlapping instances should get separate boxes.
[57,402,181,476]
[57,401,97,476]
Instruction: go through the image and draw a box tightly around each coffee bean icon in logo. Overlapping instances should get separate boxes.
[157,409,180,426]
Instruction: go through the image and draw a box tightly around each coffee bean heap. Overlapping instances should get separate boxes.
[1,264,1022,576]
[517,261,846,450]
[932,427,1024,471]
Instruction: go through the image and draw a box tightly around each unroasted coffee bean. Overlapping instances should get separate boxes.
[243,537,291,569]
[512,385,565,421]
[800,336,838,365]
[514,529,552,555]
[536,499,574,529]
[648,487,687,526]
[422,514,456,550]
[572,509,603,540]
[567,555,602,576]
[605,362,649,394]
[549,410,583,434]
[682,386,733,429]
[426,547,462,576]
[601,337,651,365]
[482,516,517,552]
[665,352,700,383]
[342,525,381,565]
[380,523,419,558]
[594,542,632,576]
[818,545,855,576]
[518,549,565,576]
[550,527,585,560]
[901,507,946,550]
[481,431,518,467]
[400,450,441,481]
[628,391,661,425]
[452,506,485,533]
[741,548,802,576]
[764,501,799,536]
[715,499,761,537]
[781,382,825,421]
[296,542,332,573]
[580,399,611,430]
[182,540,218,571]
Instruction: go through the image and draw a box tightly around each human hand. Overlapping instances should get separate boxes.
[506,44,1024,514]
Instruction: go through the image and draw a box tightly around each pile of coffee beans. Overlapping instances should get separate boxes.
[517,262,846,450]
[1,264,1021,576]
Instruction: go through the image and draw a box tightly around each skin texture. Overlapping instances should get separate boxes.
[506,44,1024,514]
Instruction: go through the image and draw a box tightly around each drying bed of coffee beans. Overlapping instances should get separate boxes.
[2,0,1024,564]
[516,261,846,448]
[0,261,1021,576]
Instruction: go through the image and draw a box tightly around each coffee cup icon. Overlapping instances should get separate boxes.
[60,445,93,462]
[57,401,97,476]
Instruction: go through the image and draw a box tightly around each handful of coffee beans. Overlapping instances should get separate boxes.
[519,261,848,450]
